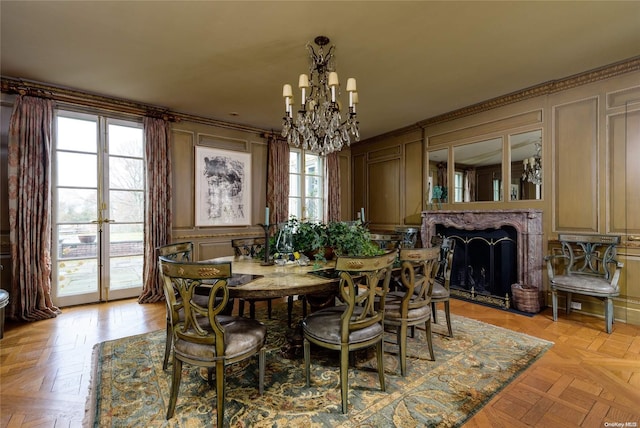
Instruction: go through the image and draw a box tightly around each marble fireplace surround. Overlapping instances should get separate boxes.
[421,209,543,291]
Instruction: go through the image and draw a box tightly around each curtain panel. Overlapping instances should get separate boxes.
[138,117,172,303]
[325,152,341,222]
[7,95,59,321]
[266,136,289,228]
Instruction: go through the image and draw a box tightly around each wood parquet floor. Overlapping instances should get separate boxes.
[0,298,638,427]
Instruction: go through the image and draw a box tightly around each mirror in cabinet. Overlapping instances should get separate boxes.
[453,137,503,202]
[510,130,542,200]
[427,148,448,206]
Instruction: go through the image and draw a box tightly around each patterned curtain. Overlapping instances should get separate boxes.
[325,152,341,222]
[266,135,289,228]
[7,95,59,321]
[138,117,172,303]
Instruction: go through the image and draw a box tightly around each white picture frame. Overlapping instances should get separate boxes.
[195,146,252,226]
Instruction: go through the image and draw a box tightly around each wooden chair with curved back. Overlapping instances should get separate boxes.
[383,246,440,376]
[158,256,267,428]
[157,242,195,370]
[302,250,397,414]
[430,235,455,337]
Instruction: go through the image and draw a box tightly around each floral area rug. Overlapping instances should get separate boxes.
[86,304,552,427]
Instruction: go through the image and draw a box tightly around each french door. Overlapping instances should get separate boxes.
[52,111,145,306]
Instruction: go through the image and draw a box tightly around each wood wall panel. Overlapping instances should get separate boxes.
[368,159,400,226]
[171,130,195,229]
[404,140,423,224]
[553,98,599,232]
[609,110,640,235]
[352,153,366,220]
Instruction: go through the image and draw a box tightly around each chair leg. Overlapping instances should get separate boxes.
[302,296,307,318]
[431,302,438,324]
[376,338,386,392]
[163,320,172,370]
[166,358,182,419]
[444,300,453,337]
[215,361,225,428]
[267,299,272,319]
[552,290,558,321]
[566,292,573,315]
[340,344,350,414]
[605,297,614,334]
[398,324,408,376]
[258,348,266,395]
[304,338,311,387]
[249,301,256,319]
[425,319,435,361]
[238,299,245,317]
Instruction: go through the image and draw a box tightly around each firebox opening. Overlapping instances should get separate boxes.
[436,225,518,308]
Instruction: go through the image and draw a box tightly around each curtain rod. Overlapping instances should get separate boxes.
[0,76,268,134]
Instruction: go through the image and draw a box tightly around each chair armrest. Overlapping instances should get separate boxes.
[609,261,624,288]
[544,253,567,281]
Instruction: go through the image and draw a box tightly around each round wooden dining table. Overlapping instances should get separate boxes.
[211,255,339,301]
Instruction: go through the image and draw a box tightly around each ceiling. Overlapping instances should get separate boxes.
[2,1,639,141]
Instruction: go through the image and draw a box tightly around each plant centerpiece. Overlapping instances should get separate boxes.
[325,220,383,257]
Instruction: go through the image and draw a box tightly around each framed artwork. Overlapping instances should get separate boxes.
[195,146,252,226]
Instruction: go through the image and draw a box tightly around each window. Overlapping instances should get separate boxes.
[289,149,324,222]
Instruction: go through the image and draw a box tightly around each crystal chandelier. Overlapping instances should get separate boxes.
[281,36,359,156]
[522,139,542,185]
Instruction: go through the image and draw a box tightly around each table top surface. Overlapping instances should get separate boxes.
[211,256,338,299]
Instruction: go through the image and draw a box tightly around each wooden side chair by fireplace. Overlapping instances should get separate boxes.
[430,235,455,337]
[159,256,266,428]
[545,234,623,334]
[302,251,396,414]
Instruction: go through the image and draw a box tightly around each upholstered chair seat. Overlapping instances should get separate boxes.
[303,306,384,345]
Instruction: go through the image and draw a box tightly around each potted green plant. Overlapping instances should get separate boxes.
[325,221,383,257]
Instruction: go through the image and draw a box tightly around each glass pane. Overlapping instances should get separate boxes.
[57,116,97,152]
[510,130,542,200]
[57,223,98,256]
[57,189,97,223]
[454,137,503,202]
[289,174,300,197]
[289,197,301,219]
[428,148,448,204]
[305,154,321,175]
[110,190,144,222]
[109,124,143,157]
[109,157,144,190]
[305,198,321,221]
[305,176,322,198]
[57,259,98,296]
[110,255,143,290]
[57,152,97,187]
[289,151,300,174]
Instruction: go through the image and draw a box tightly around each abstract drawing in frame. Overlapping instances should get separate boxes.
[195,146,251,226]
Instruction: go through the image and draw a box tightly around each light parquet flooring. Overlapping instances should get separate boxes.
[1,298,639,427]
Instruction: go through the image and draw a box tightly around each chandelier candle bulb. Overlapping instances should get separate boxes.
[328,72,339,87]
[283,84,293,98]
[298,74,309,88]
[523,158,529,166]
[346,78,357,92]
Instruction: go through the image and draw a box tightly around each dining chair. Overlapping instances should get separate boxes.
[383,247,440,376]
[430,235,455,337]
[157,242,196,370]
[302,250,396,414]
[231,237,276,319]
[158,256,267,428]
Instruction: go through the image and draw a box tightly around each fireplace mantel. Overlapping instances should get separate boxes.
[421,209,543,290]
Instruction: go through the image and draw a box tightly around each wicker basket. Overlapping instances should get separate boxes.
[511,283,542,313]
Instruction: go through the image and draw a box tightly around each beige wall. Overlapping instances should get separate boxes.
[168,121,352,261]
[351,69,640,325]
